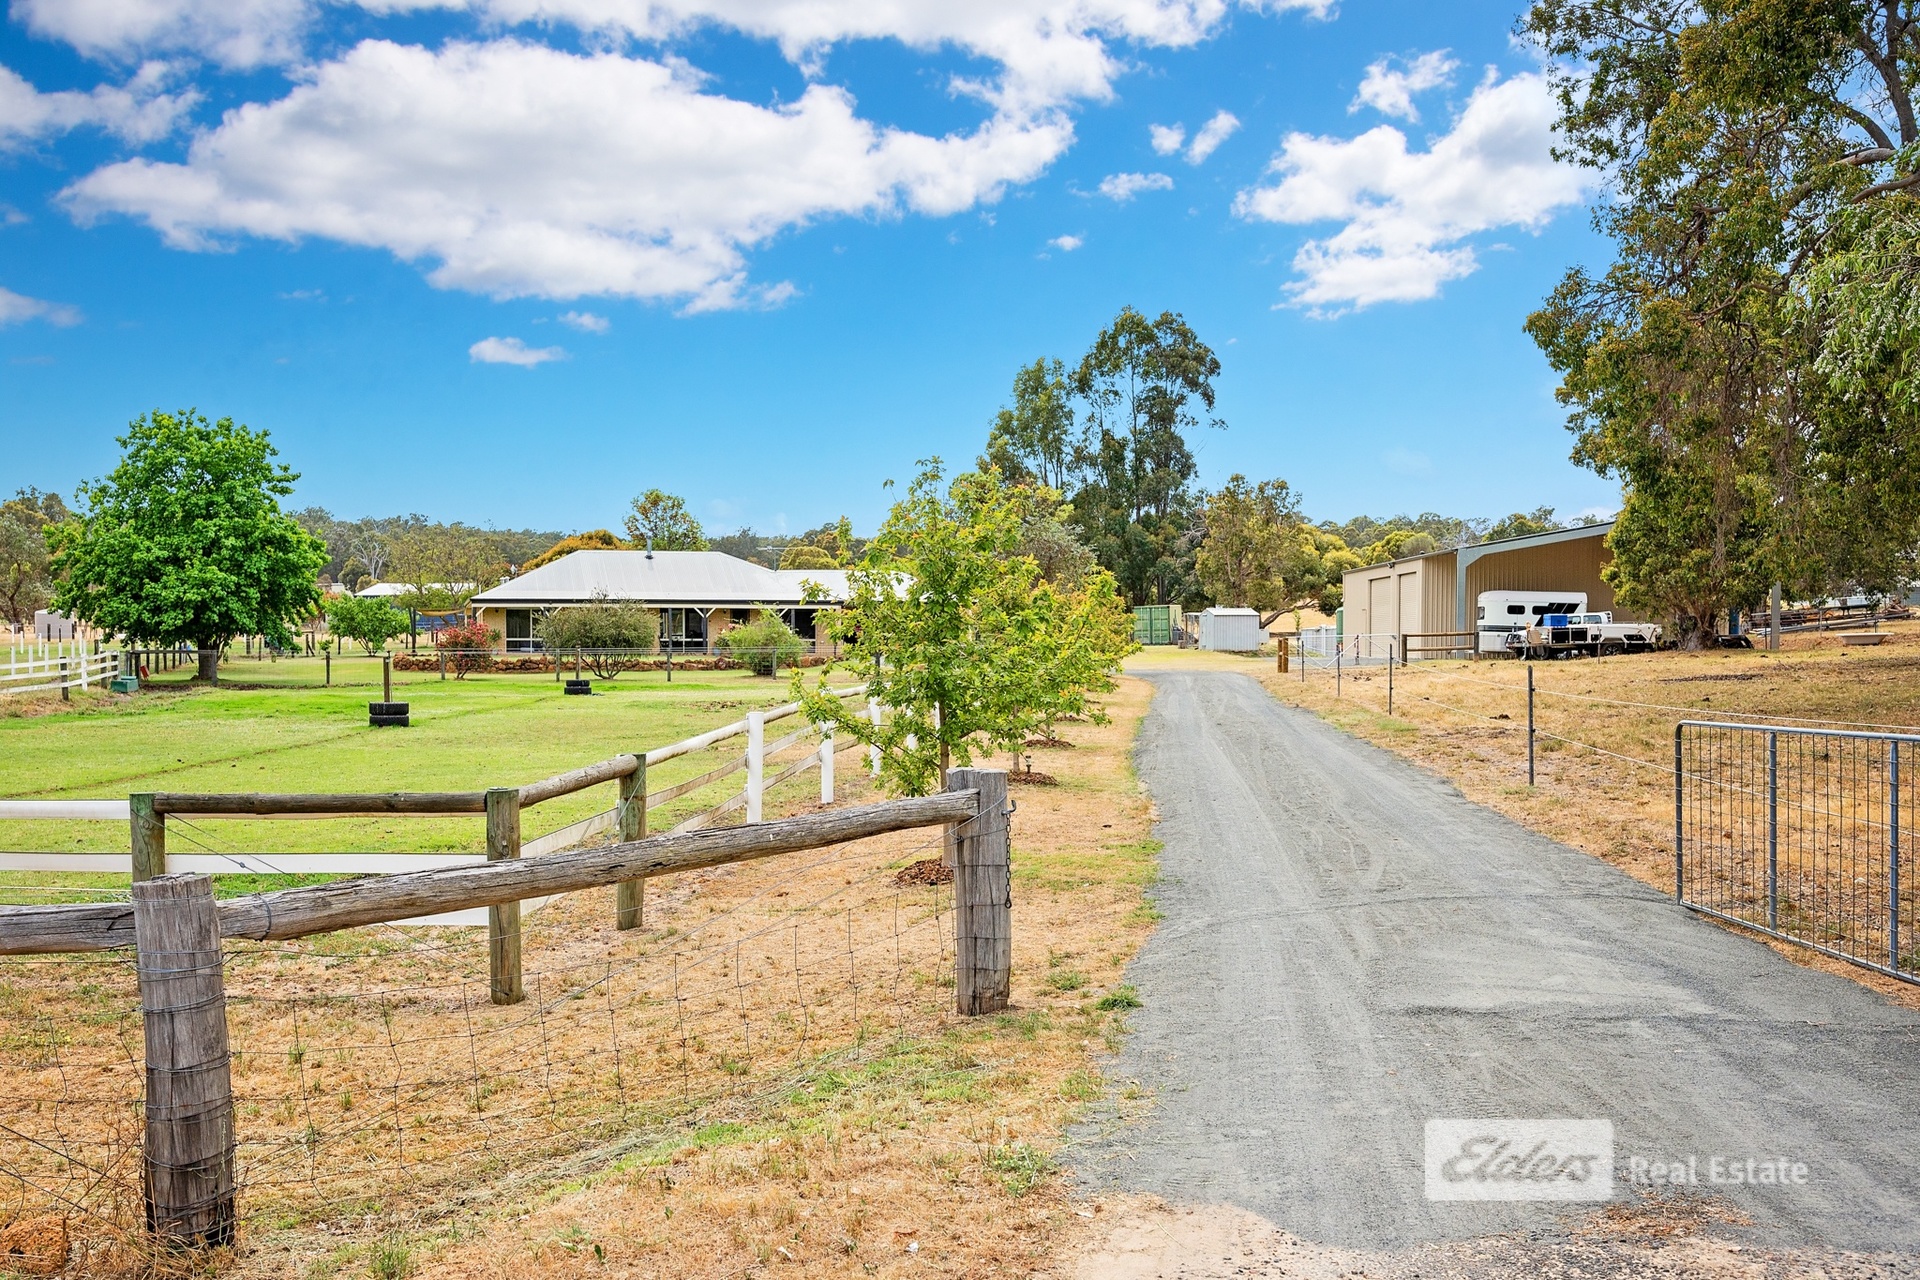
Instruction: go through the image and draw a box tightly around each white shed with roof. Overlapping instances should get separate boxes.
[1197,607,1263,652]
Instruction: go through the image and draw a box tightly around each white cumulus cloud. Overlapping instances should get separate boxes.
[1149,122,1185,155]
[1234,69,1589,312]
[19,0,1333,91]
[62,39,1080,310]
[470,335,565,366]
[1097,171,1174,201]
[12,0,312,68]
[1184,109,1238,162]
[0,286,83,327]
[0,62,197,149]
[40,2,1337,310]
[1350,50,1457,122]
[1049,233,1083,251]
[559,309,609,332]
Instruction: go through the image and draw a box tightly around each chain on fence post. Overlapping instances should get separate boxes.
[486,787,524,1004]
[133,873,236,1248]
[616,756,646,931]
[1387,640,1394,715]
[1766,731,1780,932]
[1336,637,1342,697]
[946,767,1010,1015]
[1527,664,1536,786]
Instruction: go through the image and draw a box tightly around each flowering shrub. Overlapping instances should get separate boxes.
[433,619,498,678]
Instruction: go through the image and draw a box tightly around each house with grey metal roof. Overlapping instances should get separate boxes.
[467,550,846,652]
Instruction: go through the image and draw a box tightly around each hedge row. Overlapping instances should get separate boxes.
[391,653,831,674]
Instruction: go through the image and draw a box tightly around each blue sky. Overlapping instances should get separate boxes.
[0,0,1617,536]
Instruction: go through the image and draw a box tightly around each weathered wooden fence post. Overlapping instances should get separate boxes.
[133,874,235,1247]
[745,711,765,823]
[615,756,646,931]
[946,768,1011,1016]
[485,787,524,1004]
[131,793,166,882]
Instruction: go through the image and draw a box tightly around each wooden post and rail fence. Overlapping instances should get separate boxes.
[4,783,1011,1252]
[0,688,1012,1253]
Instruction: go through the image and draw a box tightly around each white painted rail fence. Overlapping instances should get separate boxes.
[2,648,118,695]
[0,683,880,925]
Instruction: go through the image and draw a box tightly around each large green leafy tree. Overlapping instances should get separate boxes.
[51,410,328,680]
[0,489,67,631]
[1194,475,1304,612]
[1522,0,1920,640]
[796,461,1134,795]
[983,358,1076,491]
[984,307,1225,607]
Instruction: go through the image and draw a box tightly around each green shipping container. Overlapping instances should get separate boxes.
[1133,605,1175,645]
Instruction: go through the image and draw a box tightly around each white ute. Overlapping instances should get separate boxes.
[1509,611,1663,659]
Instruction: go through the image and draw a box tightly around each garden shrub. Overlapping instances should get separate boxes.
[719,612,803,675]
[535,592,659,678]
[432,619,498,678]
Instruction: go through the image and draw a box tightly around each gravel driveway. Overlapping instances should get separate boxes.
[1068,671,1920,1257]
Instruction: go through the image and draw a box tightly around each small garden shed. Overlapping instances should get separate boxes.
[1197,607,1263,652]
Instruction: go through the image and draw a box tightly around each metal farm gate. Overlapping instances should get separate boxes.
[1676,720,1919,983]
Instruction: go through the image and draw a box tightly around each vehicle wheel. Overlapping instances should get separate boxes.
[369,712,410,727]
[1599,642,1624,657]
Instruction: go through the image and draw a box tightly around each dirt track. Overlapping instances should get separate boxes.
[1068,671,1920,1260]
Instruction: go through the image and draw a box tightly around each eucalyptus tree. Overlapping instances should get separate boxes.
[1524,0,1920,639]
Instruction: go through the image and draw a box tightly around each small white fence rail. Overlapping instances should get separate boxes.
[2,647,119,695]
[0,685,876,926]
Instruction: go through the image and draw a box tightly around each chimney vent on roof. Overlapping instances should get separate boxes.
[645,534,653,560]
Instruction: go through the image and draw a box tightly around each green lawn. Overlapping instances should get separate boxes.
[0,660,858,904]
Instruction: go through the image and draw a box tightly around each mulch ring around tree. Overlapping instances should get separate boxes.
[893,857,953,887]
[1007,769,1058,786]
[1023,736,1075,749]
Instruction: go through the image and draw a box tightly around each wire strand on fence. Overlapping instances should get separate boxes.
[0,805,977,1255]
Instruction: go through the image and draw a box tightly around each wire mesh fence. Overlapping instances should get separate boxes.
[0,818,965,1268]
[1677,721,1919,980]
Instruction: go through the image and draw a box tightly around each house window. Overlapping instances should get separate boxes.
[662,608,709,652]
[505,609,542,652]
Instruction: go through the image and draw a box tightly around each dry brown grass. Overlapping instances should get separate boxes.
[0,678,1160,1279]
[1243,622,1920,1012]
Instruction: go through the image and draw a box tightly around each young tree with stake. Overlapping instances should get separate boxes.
[796,461,1134,795]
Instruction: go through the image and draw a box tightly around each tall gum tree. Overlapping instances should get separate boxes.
[1523,0,1920,640]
